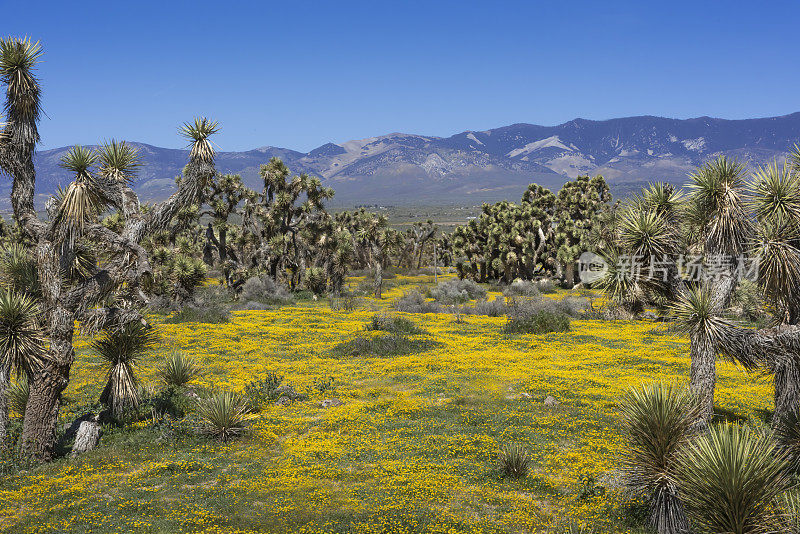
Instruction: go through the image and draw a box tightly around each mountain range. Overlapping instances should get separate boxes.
[15,112,800,208]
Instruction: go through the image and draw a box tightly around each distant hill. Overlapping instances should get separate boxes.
[15,112,800,208]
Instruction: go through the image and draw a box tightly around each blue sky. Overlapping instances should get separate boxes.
[4,1,799,152]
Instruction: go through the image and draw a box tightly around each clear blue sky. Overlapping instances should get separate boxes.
[4,0,799,152]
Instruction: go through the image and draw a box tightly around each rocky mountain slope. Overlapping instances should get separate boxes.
[17,112,800,207]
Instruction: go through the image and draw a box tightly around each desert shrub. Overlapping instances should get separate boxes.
[195,391,257,442]
[332,333,439,358]
[244,371,284,410]
[313,376,335,394]
[459,296,507,317]
[503,280,542,298]
[138,385,192,419]
[146,295,183,314]
[498,442,530,478]
[157,351,202,388]
[429,279,486,304]
[620,382,698,534]
[537,279,557,293]
[393,290,442,314]
[237,275,292,306]
[676,423,791,534]
[582,301,636,321]
[365,314,423,335]
[164,304,230,324]
[330,292,360,311]
[7,379,29,416]
[504,306,570,335]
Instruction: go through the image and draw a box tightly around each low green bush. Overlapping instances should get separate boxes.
[244,372,284,410]
[364,314,423,335]
[504,310,570,334]
[332,333,439,358]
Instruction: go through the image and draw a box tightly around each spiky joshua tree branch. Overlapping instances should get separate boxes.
[0,36,219,460]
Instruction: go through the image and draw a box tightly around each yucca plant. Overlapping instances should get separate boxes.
[7,378,28,416]
[619,382,698,534]
[96,139,141,184]
[180,117,219,164]
[498,441,531,479]
[676,423,791,534]
[0,37,42,145]
[157,350,201,388]
[0,289,45,377]
[195,391,257,442]
[671,284,735,422]
[0,244,40,299]
[94,322,158,419]
[0,289,44,442]
[55,145,107,244]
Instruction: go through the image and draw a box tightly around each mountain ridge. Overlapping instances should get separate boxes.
[17,112,800,207]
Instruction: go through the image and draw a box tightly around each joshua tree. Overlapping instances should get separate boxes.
[242,158,334,288]
[553,175,612,286]
[597,153,800,425]
[202,173,249,266]
[451,183,557,283]
[403,220,437,269]
[0,37,218,459]
[340,209,396,299]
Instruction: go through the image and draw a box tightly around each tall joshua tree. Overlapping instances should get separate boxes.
[598,154,800,425]
[0,37,218,459]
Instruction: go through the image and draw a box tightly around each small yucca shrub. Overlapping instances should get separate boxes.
[676,423,791,534]
[620,382,698,534]
[195,391,257,442]
[498,442,530,479]
[157,351,201,388]
[94,322,158,419]
[7,379,29,416]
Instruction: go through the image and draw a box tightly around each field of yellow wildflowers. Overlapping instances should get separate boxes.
[0,274,772,533]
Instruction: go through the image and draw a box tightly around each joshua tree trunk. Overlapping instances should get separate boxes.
[373,260,383,300]
[690,332,716,423]
[565,262,575,287]
[685,265,736,425]
[773,361,800,422]
[0,365,9,445]
[20,291,75,459]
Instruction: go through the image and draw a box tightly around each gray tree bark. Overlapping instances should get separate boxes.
[0,365,9,445]
[690,332,716,423]
[71,420,101,456]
